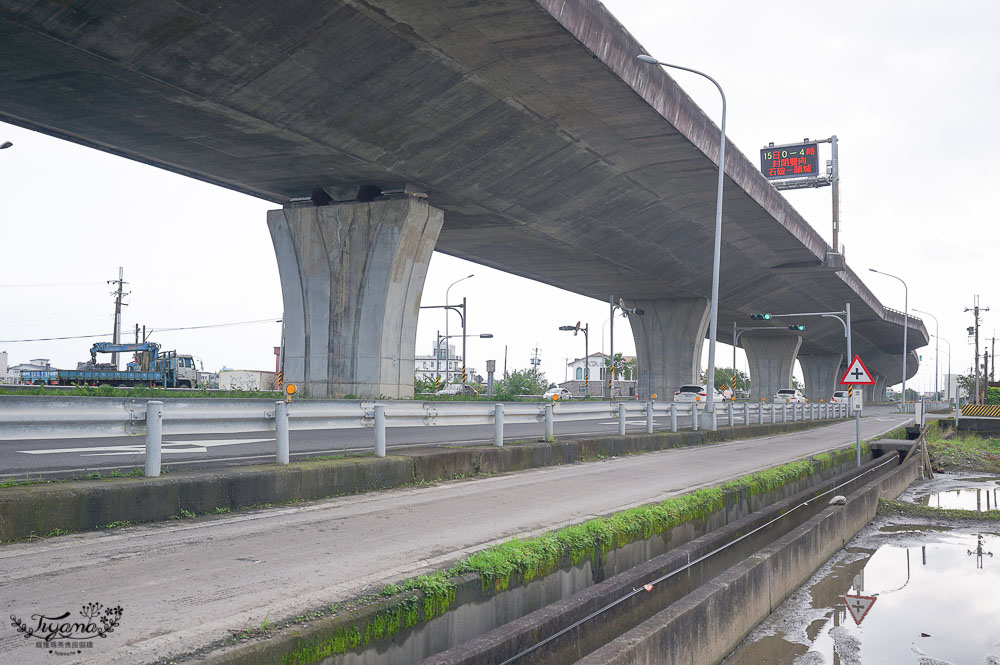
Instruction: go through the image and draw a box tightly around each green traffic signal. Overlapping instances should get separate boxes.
[788,324,804,331]
[750,313,772,320]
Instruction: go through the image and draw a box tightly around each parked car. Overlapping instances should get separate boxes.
[435,383,479,396]
[774,388,807,403]
[831,390,849,404]
[674,384,725,403]
[543,387,572,400]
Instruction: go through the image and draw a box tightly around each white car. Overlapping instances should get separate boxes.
[831,390,849,404]
[674,384,725,403]
[435,383,479,396]
[543,387,572,400]
[774,388,807,403]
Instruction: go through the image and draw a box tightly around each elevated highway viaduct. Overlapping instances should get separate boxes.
[0,0,927,402]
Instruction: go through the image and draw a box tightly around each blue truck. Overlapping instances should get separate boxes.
[21,342,199,388]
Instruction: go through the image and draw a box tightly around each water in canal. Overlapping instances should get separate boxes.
[723,475,1000,664]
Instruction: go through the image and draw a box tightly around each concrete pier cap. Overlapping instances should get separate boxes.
[743,333,802,402]
[269,192,442,398]
[626,298,710,400]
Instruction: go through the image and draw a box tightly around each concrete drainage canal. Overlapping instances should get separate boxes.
[722,471,1000,665]
[206,437,926,665]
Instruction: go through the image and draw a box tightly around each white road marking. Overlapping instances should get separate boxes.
[18,438,274,455]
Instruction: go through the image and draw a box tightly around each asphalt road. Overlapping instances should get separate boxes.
[1,406,891,479]
[0,413,912,665]
[0,413,696,478]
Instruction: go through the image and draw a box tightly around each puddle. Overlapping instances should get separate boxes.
[916,487,1000,511]
[723,529,1000,665]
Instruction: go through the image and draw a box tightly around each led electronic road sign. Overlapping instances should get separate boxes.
[761,142,820,180]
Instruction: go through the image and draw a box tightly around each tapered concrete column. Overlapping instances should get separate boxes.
[626,298,710,399]
[863,376,877,403]
[269,196,443,398]
[875,375,887,402]
[798,353,842,404]
[743,334,802,401]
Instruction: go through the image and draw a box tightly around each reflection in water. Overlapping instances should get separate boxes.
[723,531,1000,665]
[917,486,1000,511]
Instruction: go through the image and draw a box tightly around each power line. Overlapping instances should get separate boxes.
[0,317,282,344]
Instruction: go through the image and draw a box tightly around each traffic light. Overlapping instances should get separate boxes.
[750,313,772,320]
[788,324,804,331]
[968,327,975,336]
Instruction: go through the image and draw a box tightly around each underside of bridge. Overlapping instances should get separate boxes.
[0,0,927,399]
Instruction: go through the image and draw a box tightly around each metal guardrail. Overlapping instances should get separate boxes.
[897,401,950,414]
[0,396,851,476]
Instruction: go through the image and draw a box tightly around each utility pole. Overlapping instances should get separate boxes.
[965,296,989,404]
[108,267,128,369]
[530,346,542,378]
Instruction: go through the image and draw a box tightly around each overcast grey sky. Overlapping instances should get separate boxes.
[2,0,998,392]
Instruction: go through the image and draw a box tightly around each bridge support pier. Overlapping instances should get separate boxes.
[743,334,802,401]
[875,375,887,402]
[626,298,710,399]
[798,354,842,404]
[268,196,443,398]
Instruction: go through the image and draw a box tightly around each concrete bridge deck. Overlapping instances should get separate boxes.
[0,0,927,398]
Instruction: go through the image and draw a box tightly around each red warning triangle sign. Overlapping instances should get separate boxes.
[843,594,877,625]
[840,355,876,385]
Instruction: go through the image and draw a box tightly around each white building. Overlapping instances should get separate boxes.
[561,352,637,397]
[414,343,477,383]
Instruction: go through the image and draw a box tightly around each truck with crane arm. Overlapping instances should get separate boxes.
[21,342,199,388]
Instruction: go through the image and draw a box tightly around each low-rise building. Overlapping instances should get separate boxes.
[560,352,637,397]
[414,343,477,383]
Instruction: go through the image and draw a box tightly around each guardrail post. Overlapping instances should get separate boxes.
[758,403,764,425]
[646,402,654,434]
[144,400,162,478]
[545,404,555,441]
[743,403,749,425]
[691,404,699,431]
[771,404,777,424]
[670,403,678,432]
[275,401,289,465]
[618,403,626,436]
[727,402,734,427]
[374,404,386,457]
[494,403,504,447]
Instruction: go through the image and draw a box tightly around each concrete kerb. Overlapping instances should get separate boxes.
[0,418,843,542]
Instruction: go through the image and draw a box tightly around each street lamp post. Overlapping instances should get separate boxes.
[913,308,939,399]
[935,335,952,404]
[435,331,493,385]
[444,274,474,382]
[559,322,590,397]
[609,297,645,398]
[638,54,726,428]
[869,269,909,404]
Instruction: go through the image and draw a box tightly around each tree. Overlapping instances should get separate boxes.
[603,353,636,381]
[495,369,549,400]
[699,367,750,395]
[904,387,920,402]
[956,374,977,400]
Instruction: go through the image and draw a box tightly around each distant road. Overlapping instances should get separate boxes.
[1,413,695,478]
[0,405,900,479]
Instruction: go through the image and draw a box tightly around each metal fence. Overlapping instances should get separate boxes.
[0,396,851,476]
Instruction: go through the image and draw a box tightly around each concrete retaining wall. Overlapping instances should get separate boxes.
[0,419,836,542]
[577,454,920,665]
